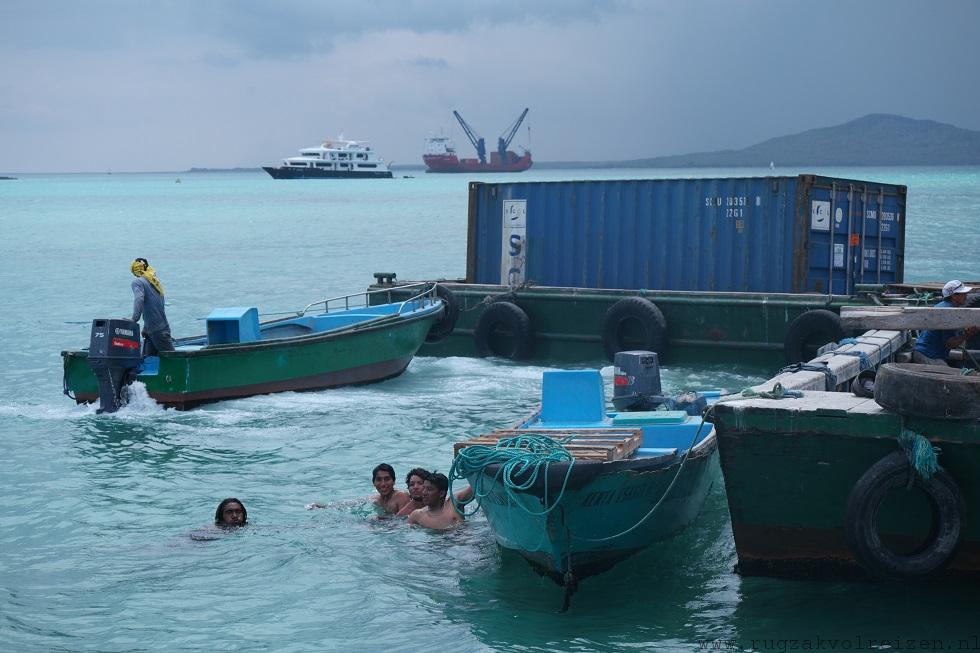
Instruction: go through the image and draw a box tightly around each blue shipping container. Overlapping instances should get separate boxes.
[466,175,906,294]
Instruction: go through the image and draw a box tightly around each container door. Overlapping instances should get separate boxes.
[803,178,906,294]
[804,181,851,294]
[853,184,905,286]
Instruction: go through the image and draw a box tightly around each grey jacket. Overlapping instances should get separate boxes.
[131,277,170,334]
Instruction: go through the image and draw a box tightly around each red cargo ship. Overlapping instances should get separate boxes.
[423,109,532,173]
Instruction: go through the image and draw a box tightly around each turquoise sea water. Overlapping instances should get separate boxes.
[2,166,979,652]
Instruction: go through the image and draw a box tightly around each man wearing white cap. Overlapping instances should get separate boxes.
[911,280,978,365]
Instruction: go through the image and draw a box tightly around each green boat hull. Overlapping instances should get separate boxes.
[370,280,877,367]
[712,392,980,578]
[62,311,438,410]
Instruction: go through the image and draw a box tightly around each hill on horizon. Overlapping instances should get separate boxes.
[541,114,980,168]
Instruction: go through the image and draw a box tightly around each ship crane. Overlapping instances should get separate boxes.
[497,108,529,161]
[452,110,487,164]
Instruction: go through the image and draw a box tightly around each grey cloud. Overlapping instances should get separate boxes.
[3,0,628,58]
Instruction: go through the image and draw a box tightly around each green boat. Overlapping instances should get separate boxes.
[712,310,980,580]
[62,284,452,410]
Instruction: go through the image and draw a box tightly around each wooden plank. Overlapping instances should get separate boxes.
[454,427,642,461]
[841,306,980,330]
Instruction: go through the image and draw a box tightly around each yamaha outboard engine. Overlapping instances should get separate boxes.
[87,318,141,414]
[612,351,666,412]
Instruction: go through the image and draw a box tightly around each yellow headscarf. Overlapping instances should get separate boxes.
[130,259,165,296]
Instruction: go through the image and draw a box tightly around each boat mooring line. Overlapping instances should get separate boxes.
[568,417,711,543]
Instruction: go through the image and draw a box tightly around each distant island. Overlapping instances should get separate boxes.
[538,114,980,169]
[186,114,980,173]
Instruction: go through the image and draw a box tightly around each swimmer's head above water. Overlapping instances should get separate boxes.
[215,498,247,527]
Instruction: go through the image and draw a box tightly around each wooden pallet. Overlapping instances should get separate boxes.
[454,427,643,462]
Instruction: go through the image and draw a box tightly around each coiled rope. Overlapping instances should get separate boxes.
[449,434,576,517]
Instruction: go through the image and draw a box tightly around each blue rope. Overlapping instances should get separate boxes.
[449,434,576,517]
[897,429,940,481]
[835,349,872,371]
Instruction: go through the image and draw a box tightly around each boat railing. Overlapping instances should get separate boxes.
[298,282,438,317]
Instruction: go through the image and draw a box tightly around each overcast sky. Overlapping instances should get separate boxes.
[2,0,978,173]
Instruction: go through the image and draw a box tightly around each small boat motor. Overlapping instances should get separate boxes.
[612,350,667,412]
[86,318,141,414]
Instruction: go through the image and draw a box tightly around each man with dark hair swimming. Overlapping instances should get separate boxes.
[395,467,429,517]
[372,463,410,514]
[215,498,247,527]
[407,472,463,530]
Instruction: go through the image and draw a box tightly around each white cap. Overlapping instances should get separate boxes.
[942,279,974,298]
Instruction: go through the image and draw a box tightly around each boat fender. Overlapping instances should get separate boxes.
[600,297,667,362]
[850,369,876,398]
[473,301,534,360]
[783,309,844,364]
[844,451,965,578]
[424,285,460,344]
[874,363,980,420]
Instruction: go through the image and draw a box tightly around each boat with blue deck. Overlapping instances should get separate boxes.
[62,284,455,411]
[451,352,720,602]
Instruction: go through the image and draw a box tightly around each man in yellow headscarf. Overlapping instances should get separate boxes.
[130,257,174,355]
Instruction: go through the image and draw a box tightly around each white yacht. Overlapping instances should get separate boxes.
[263,138,393,179]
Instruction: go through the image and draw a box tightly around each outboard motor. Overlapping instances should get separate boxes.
[612,351,666,412]
[87,318,141,414]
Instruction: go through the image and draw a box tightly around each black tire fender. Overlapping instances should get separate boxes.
[473,301,533,360]
[425,284,460,344]
[874,363,980,420]
[601,297,667,362]
[844,451,965,578]
[784,309,844,364]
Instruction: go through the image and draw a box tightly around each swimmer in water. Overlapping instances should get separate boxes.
[407,473,463,530]
[372,463,410,515]
[215,498,247,527]
[395,467,429,517]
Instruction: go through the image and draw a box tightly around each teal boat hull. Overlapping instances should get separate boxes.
[466,435,718,583]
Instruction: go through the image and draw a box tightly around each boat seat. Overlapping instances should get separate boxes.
[261,323,314,340]
[539,370,607,425]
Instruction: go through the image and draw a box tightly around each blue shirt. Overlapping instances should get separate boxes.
[131,277,170,334]
[913,299,956,360]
